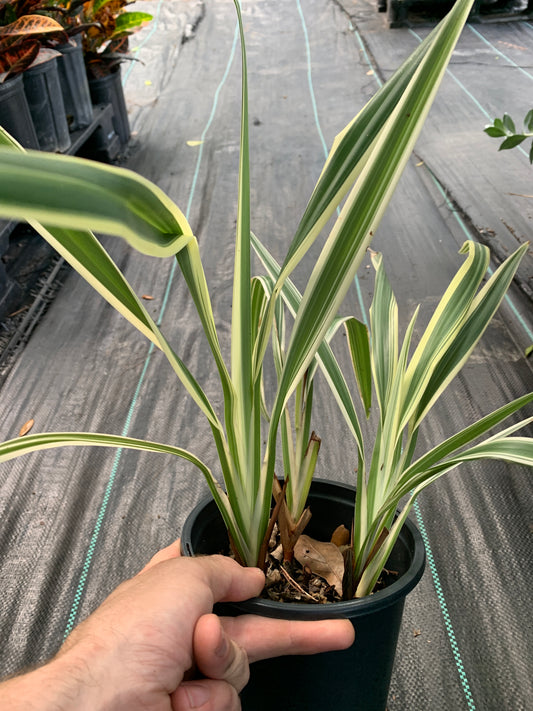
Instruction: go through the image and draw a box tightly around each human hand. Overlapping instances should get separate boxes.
[156,543,355,710]
[0,540,354,711]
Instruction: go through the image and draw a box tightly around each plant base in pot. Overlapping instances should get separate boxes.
[181,480,425,711]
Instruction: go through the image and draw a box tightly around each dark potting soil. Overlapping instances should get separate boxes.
[256,525,399,605]
[263,554,399,605]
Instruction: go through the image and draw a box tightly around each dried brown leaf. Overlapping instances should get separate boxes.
[294,534,344,596]
[18,419,34,437]
[330,524,350,547]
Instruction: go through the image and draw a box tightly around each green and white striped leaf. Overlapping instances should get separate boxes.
[350,244,533,595]
[230,0,253,484]
[400,241,490,431]
[270,0,476,436]
[388,395,533,503]
[410,242,529,429]
[344,317,372,418]
[369,252,398,420]
[0,145,193,257]
[0,430,231,526]
[252,233,365,461]
[357,428,533,597]
[281,13,450,273]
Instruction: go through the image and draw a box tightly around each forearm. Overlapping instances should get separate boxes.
[0,644,122,711]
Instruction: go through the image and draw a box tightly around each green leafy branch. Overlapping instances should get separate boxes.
[484,111,533,163]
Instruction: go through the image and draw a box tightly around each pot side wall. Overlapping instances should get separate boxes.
[181,480,425,711]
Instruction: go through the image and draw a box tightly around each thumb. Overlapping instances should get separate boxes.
[194,614,250,693]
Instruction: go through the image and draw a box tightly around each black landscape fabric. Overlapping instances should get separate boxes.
[1,1,532,709]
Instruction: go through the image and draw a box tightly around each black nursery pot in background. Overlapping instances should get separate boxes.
[57,39,93,131]
[23,58,71,153]
[88,66,130,148]
[0,75,39,149]
[181,479,426,711]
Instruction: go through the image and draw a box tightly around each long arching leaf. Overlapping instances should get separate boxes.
[271,0,476,436]
[0,148,194,257]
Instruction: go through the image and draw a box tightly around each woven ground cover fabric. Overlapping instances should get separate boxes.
[0,1,532,708]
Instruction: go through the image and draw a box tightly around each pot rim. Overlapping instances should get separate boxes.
[0,74,23,89]
[23,57,59,76]
[181,478,426,620]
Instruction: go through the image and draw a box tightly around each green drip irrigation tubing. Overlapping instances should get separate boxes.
[413,506,477,711]
[62,11,528,711]
[122,0,164,87]
[296,0,368,325]
[467,24,533,82]
[409,27,531,161]
[349,13,482,710]
[349,12,533,708]
[63,2,240,638]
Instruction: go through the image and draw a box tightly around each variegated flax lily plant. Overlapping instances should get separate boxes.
[257,236,533,597]
[0,0,531,595]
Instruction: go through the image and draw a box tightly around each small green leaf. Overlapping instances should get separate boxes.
[484,125,506,138]
[502,113,516,133]
[529,140,533,164]
[525,109,533,132]
[113,12,153,37]
[93,0,114,13]
[493,117,505,133]
[499,134,527,151]
[345,318,372,417]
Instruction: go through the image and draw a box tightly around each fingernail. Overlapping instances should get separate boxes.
[184,683,210,708]
[215,627,229,657]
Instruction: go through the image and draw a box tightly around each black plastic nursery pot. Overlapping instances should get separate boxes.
[57,40,93,131]
[88,66,130,148]
[0,75,39,149]
[181,480,426,711]
[23,58,71,153]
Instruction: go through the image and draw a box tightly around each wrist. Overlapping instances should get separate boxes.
[0,661,93,711]
[0,641,124,711]
[50,637,127,711]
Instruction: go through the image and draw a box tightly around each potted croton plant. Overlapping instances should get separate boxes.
[79,0,153,145]
[0,0,531,708]
[0,3,66,149]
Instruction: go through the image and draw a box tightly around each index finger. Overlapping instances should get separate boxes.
[221,615,355,663]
